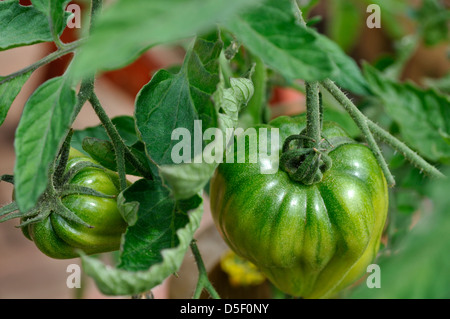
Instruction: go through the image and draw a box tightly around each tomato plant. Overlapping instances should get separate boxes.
[0,0,448,301]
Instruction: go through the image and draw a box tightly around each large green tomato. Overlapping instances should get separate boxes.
[210,115,388,298]
[21,148,127,259]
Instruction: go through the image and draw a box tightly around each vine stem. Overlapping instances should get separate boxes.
[305,81,321,146]
[321,79,395,186]
[0,40,81,86]
[190,240,220,299]
[90,0,103,29]
[321,79,445,181]
[367,119,445,179]
[88,94,153,189]
[88,93,127,190]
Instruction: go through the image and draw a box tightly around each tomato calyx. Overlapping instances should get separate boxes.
[279,131,334,185]
[0,131,114,229]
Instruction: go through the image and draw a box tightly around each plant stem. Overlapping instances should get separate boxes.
[305,81,321,146]
[190,240,220,299]
[88,94,126,190]
[0,41,81,86]
[321,79,396,186]
[71,78,95,122]
[367,119,445,179]
[90,0,103,30]
[88,93,153,186]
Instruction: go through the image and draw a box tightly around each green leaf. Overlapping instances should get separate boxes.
[323,107,360,139]
[0,0,66,51]
[364,64,450,163]
[70,0,263,80]
[118,180,202,271]
[81,179,204,296]
[297,0,320,17]
[314,30,369,95]
[424,73,450,95]
[414,0,450,46]
[382,35,419,81]
[224,0,369,95]
[327,0,363,52]
[31,0,72,44]
[439,129,450,146]
[71,116,154,177]
[238,55,268,128]
[349,169,450,299]
[158,77,254,200]
[135,37,222,166]
[14,76,76,213]
[0,71,32,126]
[224,0,336,82]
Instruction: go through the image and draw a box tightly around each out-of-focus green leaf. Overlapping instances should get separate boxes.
[414,0,450,46]
[360,0,409,39]
[70,0,263,80]
[383,35,419,80]
[327,0,363,53]
[225,0,369,95]
[296,0,320,17]
[224,0,337,82]
[364,64,450,163]
[323,107,360,139]
[424,73,450,95]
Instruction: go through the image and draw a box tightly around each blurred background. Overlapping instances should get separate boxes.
[0,0,448,298]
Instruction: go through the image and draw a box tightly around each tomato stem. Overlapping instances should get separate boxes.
[190,240,221,299]
[0,41,81,86]
[305,81,321,147]
[88,94,129,191]
[321,79,395,186]
[321,79,445,184]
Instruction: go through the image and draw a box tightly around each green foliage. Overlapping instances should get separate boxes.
[135,37,221,166]
[413,0,450,46]
[0,72,32,126]
[224,0,336,82]
[364,64,450,163]
[0,0,448,299]
[14,76,76,213]
[82,180,204,295]
[327,0,363,53]
[0,0,68,50]
[71,116,155,177]
[70,0,264,79]
[158,76,254,200]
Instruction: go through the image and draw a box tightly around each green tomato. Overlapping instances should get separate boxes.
[210,115,388,298]
[22,148,127,259]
